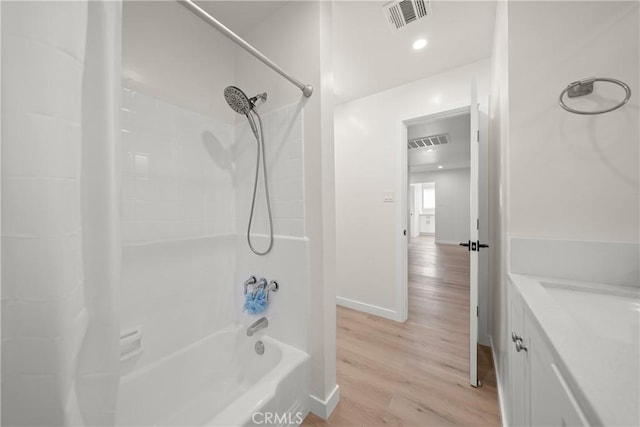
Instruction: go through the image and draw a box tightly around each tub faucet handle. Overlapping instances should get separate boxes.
[266,280,279,302]
[244,275,257,295]
[252,277,268,297]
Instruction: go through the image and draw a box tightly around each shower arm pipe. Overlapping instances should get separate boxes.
[177,0,313,98]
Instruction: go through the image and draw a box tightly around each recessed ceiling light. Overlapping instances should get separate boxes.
[437,165,443,169]
[412,38,428,50]
[427,148,433,152]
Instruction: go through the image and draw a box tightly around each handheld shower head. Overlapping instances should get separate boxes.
[223,86,268,140]
[224,86,252,115]
[222,85,274,256]
[223,87,268,115]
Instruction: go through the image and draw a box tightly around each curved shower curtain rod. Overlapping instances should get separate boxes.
[177,0,314,98]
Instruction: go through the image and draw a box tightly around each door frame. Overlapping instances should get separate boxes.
[396,104,472,323]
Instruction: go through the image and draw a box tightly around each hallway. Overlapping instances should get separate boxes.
[304,236,501,426]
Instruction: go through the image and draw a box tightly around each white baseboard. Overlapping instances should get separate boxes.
[309,384,340,420]
[336,296,401,322]
[490,335,508,427]
[435,240,461,246]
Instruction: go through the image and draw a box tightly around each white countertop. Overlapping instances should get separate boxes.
[509,273,640,426]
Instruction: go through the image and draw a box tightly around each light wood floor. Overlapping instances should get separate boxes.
[303,236,501,427]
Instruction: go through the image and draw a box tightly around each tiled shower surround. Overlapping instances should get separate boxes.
[118,84,306,377]
[234,102,305,239]
[121,86,235,244]
[121,86,304,244]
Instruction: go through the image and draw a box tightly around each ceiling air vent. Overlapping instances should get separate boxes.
[407,133,449,150]
[383,0,432,30]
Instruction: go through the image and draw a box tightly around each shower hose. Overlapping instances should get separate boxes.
[246,110,274,255]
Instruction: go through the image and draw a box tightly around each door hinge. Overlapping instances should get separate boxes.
[477,130,480,142]
[477,218,479,230]
[477,306,479,317]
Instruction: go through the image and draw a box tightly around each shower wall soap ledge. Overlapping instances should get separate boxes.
[120,326,144,362]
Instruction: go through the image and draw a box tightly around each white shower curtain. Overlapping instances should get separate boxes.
[1,1,122,425]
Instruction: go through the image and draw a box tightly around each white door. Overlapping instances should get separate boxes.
[468,78,480,387]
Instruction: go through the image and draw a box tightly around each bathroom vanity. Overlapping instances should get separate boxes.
[508,274,639,426]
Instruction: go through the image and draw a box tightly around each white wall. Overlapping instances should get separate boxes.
[122,1,235,121]
[233,103,305,239]
[119,2,240,397]
[0,4,3,421]
[410,184,421,238]
[487,2,509,417]
[508,1,639,242]
[488,2,639,425]
[120,88,236,244]
[235,1,338,416]
[334,59,490,318]
[411,169,470,245]
[119,89,237,381]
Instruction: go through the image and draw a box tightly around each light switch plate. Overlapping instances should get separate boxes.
[383,191,394,203]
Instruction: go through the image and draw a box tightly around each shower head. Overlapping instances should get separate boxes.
[224,86,268,115]
[224,85,268,140]
[224,86,252,115]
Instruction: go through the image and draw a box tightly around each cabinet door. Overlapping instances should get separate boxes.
[509,289,529,426]
[529,321,588,427]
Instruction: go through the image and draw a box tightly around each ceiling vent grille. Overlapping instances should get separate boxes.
[383,0,432,30]
[407,133,449,149]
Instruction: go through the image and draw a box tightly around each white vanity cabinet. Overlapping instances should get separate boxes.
[419,214,435,234]
[509,289,529,426]
[509,284,589,427]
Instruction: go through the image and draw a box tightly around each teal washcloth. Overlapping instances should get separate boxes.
[243,288,269,315]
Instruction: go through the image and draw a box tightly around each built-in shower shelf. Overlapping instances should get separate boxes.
[120,326,143,362]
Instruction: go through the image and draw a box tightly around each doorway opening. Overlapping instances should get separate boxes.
[408,182,436,242]
[398,96,491,387]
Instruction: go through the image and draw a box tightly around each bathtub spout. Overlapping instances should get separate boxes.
[246,317,268,336]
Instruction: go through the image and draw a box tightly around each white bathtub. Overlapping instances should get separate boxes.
[116,324,309,427]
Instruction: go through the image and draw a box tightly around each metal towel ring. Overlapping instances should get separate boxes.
[559,77,631,115]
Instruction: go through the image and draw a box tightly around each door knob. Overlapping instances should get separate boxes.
[511,332,522,342]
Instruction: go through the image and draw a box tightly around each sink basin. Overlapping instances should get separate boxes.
[541,282,640,345]
[511,273,640,426]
